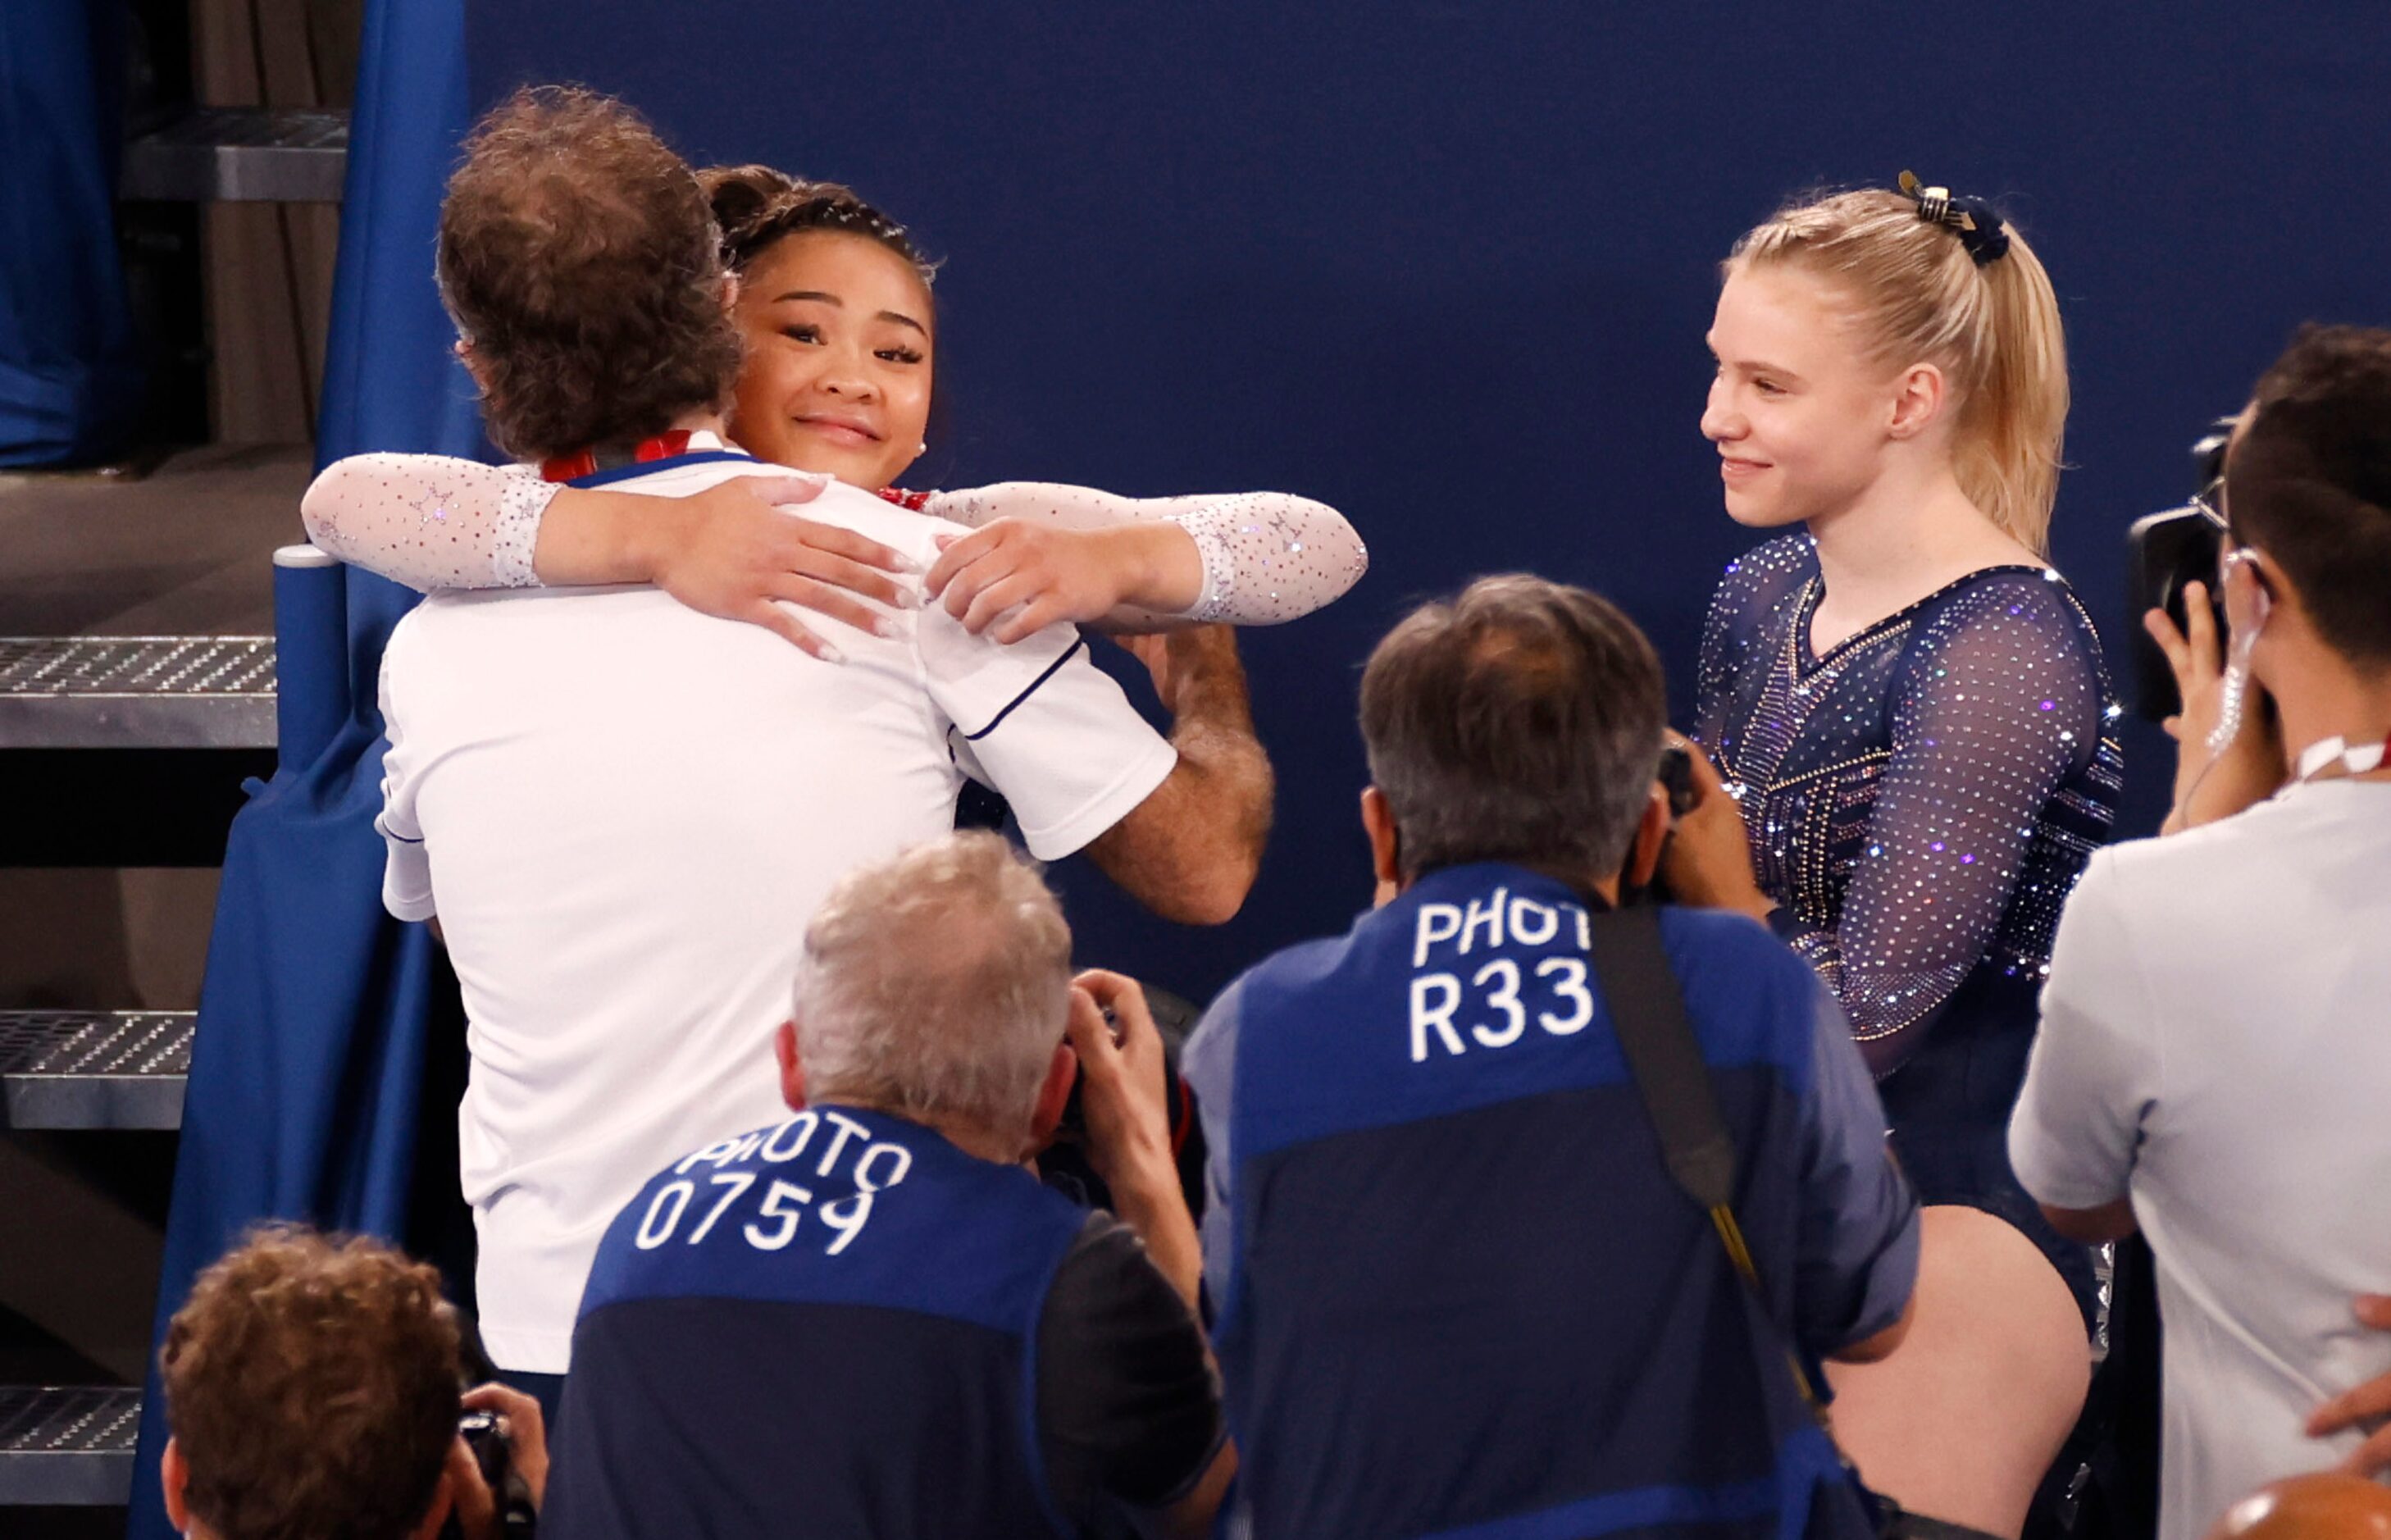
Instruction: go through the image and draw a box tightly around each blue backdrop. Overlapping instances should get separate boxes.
[467,0,2390,1002]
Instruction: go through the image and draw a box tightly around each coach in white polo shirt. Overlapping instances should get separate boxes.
[363,89,1272,1390]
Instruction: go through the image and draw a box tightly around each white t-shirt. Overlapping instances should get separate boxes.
[2010,779,2391,1540]
[375,448,1177,1372]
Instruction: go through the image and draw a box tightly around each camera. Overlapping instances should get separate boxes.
[1656,741,1700,822]
[2125,416,2237,722]
[437,1409,536,1539]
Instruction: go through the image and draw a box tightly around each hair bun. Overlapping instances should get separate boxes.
[700,164,799,243]
[1897,170,2011,266]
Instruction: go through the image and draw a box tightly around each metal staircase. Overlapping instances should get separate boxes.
[0,1387,144,1508]
[0,638,276,749]
[1,1013,199,1132]
[0,647,276,1510]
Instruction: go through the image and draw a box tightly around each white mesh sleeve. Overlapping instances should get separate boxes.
[301,453,558,592]
[918,483,1366,624]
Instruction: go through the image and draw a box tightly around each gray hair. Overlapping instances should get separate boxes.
[1359,575,1667,881]
[791,832,1073,1134]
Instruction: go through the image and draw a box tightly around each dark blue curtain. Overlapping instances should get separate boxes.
[0,0,142,465]
[128,0,492,1530]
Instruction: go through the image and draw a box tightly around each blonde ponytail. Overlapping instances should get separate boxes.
[1728,186,2070,555]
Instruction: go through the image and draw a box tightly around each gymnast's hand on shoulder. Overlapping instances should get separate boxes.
[617,474,919,661]
[925,521,1191,644]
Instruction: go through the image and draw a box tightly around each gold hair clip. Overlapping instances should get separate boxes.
[1898,170,2011,262]
[1898,169,1961,229]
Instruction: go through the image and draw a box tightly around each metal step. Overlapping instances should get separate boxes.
[0,637,275,749]
[0,1387,139,1506]
[120,106,348,203]
[0,1012,194,1131]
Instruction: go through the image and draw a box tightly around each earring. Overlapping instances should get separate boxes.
[916,442,927,455]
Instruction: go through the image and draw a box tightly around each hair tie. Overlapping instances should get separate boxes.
[1897,170,2011,266]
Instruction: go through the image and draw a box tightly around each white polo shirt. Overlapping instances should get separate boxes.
[375,445,1176,1373]
[2010,779,2391,1540]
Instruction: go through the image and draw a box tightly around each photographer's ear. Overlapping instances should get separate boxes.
[1028,1037,1079,1155]
[1625,786,1670,894]
[1361,786,1401,905]
[775,1021,808,1112]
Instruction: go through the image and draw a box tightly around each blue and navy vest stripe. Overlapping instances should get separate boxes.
[548,1105,1088,1540]
[1215,864,1858,1540]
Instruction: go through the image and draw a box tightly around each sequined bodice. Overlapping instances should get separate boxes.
[1693,535,2123,1076]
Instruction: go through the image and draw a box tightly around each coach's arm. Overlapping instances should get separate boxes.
[1084,626,1273,926]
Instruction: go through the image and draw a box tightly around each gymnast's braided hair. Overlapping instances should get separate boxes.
[701,164,939,298]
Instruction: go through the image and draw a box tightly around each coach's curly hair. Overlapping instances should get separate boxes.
[702,162,939,298]
[437,85,744,460]
[161,1224,462,1540]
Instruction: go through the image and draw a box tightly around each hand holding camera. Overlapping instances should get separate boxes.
[1654,736,1776,924]
[1064,972,1176,1201]
[442,1383,546,1540]
[1063,970,1204,1306]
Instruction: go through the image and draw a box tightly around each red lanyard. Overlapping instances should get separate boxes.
[538,430,694,484]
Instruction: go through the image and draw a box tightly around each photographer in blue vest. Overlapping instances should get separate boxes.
[1182,575,1922,1539]
[541,832,1233,1538]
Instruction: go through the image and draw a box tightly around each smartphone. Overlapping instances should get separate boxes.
[2125,416,2237,723]
[2125,504,2226,722]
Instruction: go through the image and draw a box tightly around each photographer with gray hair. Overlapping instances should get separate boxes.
[539,832,1232,1540]
[1182,573,1919,1538]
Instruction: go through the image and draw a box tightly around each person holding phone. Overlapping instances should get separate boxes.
[2011,325,2391,1540]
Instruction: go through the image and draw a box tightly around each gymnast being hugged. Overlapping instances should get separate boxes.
[1661,177,2121,1536]
[301,166,1365,648]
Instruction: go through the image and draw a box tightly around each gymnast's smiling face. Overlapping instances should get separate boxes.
[1701,263,1919,531]
[728,230,936,492]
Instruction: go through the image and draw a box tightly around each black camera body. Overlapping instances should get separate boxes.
[1655,742,1700,821]
[2125,417,2237,723]
[437,1409,536,1539]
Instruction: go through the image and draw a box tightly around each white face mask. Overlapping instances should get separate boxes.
[2207,546,2273,756]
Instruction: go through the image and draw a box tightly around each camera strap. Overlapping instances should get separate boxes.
[1585,906,1833,1416]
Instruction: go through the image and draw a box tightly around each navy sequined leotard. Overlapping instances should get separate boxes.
[1693,534,2125,1324]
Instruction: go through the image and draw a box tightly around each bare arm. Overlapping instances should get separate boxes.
[1082,627,1273,926]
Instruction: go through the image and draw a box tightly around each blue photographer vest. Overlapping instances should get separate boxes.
[544,1105,1089,1540]
[1214,864,1856,1540]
